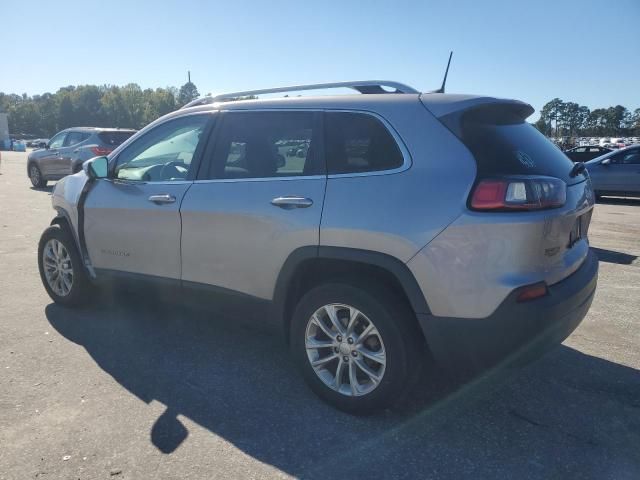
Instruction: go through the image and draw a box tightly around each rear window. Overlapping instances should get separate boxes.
[460,108,582,184]
[98,131,135,146]
[325,112,404,174]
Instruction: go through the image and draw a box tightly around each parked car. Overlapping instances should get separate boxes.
[37,81,598,413]
[586,145,640,199]
[27,127,136,188]
[564,145,611,162]
[27,138,49,148]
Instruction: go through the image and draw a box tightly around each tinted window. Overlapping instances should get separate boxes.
[114,115,209,182]
[99,131,135,146]
[208,111,320,179]
[574,147,586,152]
[325,112,404,174]
[64,131,90,147]
[48,132,66,149]
[622,150,640,164]
[461,111,581,184]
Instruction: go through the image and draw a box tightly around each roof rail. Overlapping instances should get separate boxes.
[180,80,419,109]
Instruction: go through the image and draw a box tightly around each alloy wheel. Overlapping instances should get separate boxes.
[42,239,74,297]
[305,303,387,396]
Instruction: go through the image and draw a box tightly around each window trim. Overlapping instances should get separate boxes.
[324,109,412,179]
[192,108,411,184]
[107,112,216,184]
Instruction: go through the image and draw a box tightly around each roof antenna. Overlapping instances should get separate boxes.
[433,51,453,93]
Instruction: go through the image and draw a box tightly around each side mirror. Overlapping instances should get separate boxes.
[601,158,611,166]
[83,156,109,180]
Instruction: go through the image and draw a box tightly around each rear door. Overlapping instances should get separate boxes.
[84,113,213,279]
[618,148,640,194]
[58,131,90,175]
[180,110,326,300]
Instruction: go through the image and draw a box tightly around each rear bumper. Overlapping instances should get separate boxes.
[417,249,598,373]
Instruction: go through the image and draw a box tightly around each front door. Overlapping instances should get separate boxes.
[84,113,213,279]
[39,131,67,177]
[180,110,326,300]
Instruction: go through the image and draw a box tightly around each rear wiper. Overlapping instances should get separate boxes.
[570,162,586,177]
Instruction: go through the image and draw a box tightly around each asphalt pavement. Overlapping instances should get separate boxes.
[1,151,639,479]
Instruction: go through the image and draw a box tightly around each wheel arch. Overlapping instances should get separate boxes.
[274,246,431,343]
[50,208,93,278]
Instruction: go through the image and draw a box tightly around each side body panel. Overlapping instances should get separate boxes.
[319,101,477,263]
[180,177,326,300]
[83,180,191,279]
[408,180,594,318]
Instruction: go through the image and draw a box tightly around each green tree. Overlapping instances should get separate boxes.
[178,81,199,106]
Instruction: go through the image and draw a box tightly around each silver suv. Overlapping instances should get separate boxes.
[27,127,136,188]
[37,81,598,413]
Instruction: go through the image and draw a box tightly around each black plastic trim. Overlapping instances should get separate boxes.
[417,249,598,374]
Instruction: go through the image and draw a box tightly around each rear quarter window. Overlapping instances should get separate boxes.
[98,131,135,146]
[325,112,404,174]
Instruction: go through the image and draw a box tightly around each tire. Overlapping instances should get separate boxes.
[290,282,423,414]
[38,225,92,307]
[29,163,46,188]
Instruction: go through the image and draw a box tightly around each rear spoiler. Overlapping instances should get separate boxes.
[420,94,534,137]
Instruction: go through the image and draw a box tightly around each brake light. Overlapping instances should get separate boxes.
[516,282,548,302]
[470,176,566,211]
[91,146,112,156]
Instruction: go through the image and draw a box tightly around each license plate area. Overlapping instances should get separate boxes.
[568,211,591,248]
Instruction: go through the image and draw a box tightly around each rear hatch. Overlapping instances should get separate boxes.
[420,96,595,314]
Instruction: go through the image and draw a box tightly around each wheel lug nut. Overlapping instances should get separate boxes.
[343,356,349,362]
[347,337,354,344]
[334,347,339,353]
[336,335,342,342]
[352,351,358,357]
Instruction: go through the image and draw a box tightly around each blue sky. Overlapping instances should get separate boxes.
[1,0,638,118]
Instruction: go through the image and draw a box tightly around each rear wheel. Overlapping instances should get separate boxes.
[29,164,46,188]
[291,283,423,414]
[38,226,92,306]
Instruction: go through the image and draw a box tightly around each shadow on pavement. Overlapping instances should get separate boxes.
[45,295,640,479]
[596,196,640,206]
[592,247,638,266]
[29,185,54,193]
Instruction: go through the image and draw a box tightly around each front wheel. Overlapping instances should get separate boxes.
[290,283,423,414]
[38,226,92,306]
[29,164,46,188]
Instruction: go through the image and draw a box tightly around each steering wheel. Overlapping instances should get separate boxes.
[159,161,188,180]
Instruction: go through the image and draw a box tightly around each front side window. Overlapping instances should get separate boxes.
[114,114,209,182]
[208,111,319,179]
[622,150,640,164]
[48,132,67,149]
[324,112,404,174]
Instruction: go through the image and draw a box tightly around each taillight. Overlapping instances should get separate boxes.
[91,146,112,156]
[470,176,566,211]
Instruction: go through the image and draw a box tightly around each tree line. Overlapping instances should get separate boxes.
[0,81,200,137]
[534,98,640,137]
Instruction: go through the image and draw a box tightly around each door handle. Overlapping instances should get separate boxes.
[271,196,313,209]
[148,194,176,204]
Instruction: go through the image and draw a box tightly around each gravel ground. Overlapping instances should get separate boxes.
[1,151,639,479]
